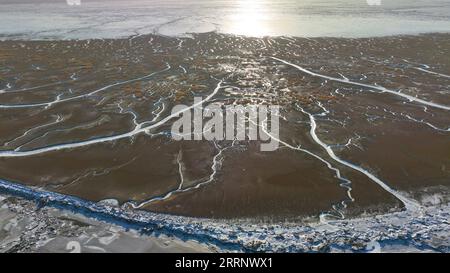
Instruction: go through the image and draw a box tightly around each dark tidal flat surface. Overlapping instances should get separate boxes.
[0,33,449,220]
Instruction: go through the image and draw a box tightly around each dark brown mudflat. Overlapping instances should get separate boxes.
[0,33,448,220]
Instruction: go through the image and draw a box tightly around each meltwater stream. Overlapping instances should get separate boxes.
[269,56,448,212]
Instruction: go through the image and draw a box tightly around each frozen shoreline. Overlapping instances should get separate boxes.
[0,194,213,253]
[0,179,448,253]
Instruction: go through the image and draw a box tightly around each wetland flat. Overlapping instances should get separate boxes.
[1,33,449,220]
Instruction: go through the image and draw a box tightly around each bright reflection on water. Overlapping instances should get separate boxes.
[227,0,271,37]
[1,0,450,39]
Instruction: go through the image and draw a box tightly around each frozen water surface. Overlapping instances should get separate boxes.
[0,0,449,39]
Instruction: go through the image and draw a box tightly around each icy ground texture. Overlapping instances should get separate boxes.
[0,194,213,253]
[0,181,448,253]
[1,0,450,39]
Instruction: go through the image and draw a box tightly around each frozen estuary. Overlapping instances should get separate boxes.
[0,0,449,253]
